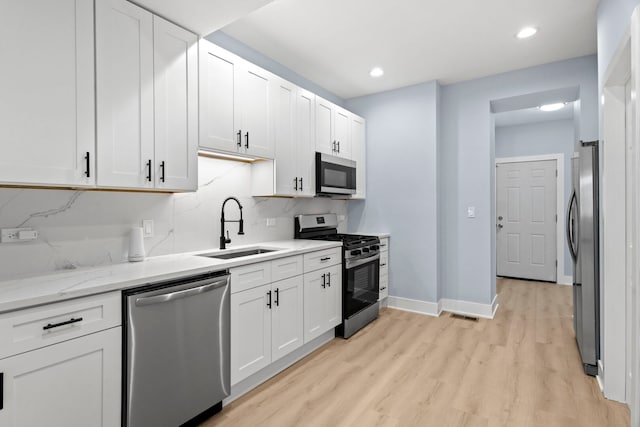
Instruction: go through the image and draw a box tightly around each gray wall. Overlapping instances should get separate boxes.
[205,31,345,106]
[495,119,575,277]
[345,82,440,303]
[597,0,640,86]
[439,55,598,305]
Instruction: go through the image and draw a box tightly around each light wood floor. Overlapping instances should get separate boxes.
[201,278,630,426]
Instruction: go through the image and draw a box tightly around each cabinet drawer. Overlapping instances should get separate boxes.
[379,237,389,251]
[304,247,341,273]
[231,261,272,294]
[0,292,121,359]
[272,255,303,282]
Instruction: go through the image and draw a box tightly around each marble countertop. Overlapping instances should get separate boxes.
[357,232,390,238]
[0,239,341,314]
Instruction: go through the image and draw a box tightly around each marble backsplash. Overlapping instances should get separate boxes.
[0,157,347,281]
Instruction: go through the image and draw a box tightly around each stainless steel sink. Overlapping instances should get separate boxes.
[198,248,279,260]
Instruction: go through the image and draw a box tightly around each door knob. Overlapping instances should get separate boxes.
[498,216,503,220]
[497,224,504,229]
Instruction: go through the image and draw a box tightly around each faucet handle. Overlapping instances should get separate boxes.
[225,230,232,244]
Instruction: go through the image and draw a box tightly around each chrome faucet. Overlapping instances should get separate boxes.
[220,197,244,250]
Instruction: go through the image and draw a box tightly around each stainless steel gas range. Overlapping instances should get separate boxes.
[294,213,380,338]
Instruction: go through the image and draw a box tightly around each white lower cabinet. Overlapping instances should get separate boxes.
[0,327,121,427]
[230,259,304,386]
[303,263,342,343]
[379,237,390,300]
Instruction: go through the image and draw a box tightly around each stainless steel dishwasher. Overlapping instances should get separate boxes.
[123,270,230,427]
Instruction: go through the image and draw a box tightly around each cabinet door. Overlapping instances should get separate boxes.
[199,41,242,153]
[351,115,366,199]
[239,63,275,158]
[325,264,343,328]
[230,284,272,385]
[274,78,298,196]
[303,270,327,343]
[334,107,352,159]
[315,97,335,156]
[153,16,198,191]
[0,327,121,427]
[0,0,95,187]
[296,88,316,196]
[271,276,304,361]
[96,0,154,189]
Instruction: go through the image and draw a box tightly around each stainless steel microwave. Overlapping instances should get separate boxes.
[315,152,356,196]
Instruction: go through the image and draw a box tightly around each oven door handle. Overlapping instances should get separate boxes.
[345,254,380,269]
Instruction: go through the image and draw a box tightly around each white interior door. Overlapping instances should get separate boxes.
[497,159,557,282]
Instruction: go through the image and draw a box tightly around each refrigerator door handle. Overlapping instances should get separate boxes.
[566,189,578,263]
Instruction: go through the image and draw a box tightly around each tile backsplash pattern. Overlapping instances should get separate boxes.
[0,157,347,280]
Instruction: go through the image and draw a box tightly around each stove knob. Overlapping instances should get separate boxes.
[362,247,370,253]
[371,245,379,251]
[350,250,362,256]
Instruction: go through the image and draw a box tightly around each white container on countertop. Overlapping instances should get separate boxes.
[128,227,145,262]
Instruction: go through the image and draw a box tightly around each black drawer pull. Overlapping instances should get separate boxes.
[84,152,90,177]
[43,317,83,330]
[267,290,272,309]
[320,257,331,261]
[380,287,387,291]
[380,263,387,267]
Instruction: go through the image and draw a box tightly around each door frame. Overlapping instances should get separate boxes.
[495,153,567,285]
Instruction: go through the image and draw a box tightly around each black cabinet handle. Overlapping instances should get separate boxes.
[327,272,331,287]
[300,177,303,191]
[321,274,326,288]
[245,132,249,149]
[267,290,272,308]
[237,130,242,148]
[337,141,340,153]
[274,288,279,307]
[380,286,387,291]
[160,161,165,183]
[43,317,83,331]
[320,257,331,262]
[332,141,336,152]
[1,372,3,410]
[380,263,387,267]
[84,152,90,177]
[294,177,298,191]
[146,160,152,182]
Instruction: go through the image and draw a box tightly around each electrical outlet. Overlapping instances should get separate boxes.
[266,218,276,227]
[467,207,476,218]
[1,227,38,243]
[142,220,154,238]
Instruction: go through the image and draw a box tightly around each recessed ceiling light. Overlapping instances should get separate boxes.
[538,102,566,112]
[517,27,537,39]
[370,67,384,78]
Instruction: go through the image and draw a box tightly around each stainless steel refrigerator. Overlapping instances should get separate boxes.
[566,140,600,376]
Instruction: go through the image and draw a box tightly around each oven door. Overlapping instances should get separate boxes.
[316,152,356,195]
[344,254,380,319]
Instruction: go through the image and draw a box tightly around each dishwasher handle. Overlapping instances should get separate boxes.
[135,277,229,307]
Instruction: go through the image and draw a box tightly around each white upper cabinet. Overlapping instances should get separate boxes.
[199,40,275,159]
[96,0,198,191]
[253,79,315,197]
[351,114,366,199]
[315,97,351,159]
[0,0,95,187]
[96,0,154,189]
[153,16,198,191]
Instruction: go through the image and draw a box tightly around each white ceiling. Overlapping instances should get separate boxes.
[221,0,598,99]
[131,0,274,36]
[494,103,574,128]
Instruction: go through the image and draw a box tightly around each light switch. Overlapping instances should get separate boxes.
[266,218,276,227]
[142,220,154,238]
[467,207,476,218]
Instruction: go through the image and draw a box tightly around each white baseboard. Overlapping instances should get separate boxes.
[558,275,573,286]
[440,294,498,319]
[387,296,440,317]
[387,295,498,319]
